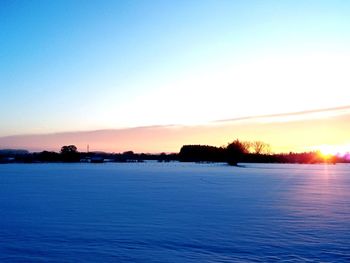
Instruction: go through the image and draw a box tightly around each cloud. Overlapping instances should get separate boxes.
[214,105,350,124]
[0,106,349,153]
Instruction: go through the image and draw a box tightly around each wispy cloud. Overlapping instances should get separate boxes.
[214,105,350,124]
[0,106,349,153]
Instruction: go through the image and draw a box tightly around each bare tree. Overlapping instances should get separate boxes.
[251,141,271,154]
[242,141,252,153]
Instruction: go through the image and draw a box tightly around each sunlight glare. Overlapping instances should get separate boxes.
[317,144,350,157]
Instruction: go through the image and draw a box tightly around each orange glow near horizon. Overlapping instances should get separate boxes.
[314,144,350,157]
[0,108,349,154]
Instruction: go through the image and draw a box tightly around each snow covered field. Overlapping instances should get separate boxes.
[0,162,349,262]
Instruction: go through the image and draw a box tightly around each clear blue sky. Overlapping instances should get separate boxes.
[1,0,350,136]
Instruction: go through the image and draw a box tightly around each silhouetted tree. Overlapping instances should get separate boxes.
[226,139,249,166]
[61,145,78,154]
[38,151,60,162]
[251,141,271,155]
[179,145,225,162]
[242,141,252,153]
[158,152,167,162]
[60,145,80,162]
[122,151,136,161]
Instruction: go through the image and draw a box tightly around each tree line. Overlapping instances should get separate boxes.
[0,141,348,164]
[179,140,343,165]
[0,145,178,163]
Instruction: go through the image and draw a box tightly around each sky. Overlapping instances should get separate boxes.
[1,0,350,152]
[1,106,350,153]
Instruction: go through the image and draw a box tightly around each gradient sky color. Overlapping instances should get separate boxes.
[1,106,349,154]
[1,0,350,152]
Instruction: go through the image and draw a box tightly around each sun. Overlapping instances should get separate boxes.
[316,144,350,158]
[318,145,336,156]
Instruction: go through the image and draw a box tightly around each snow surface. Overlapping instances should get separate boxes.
[0,162,349,262]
